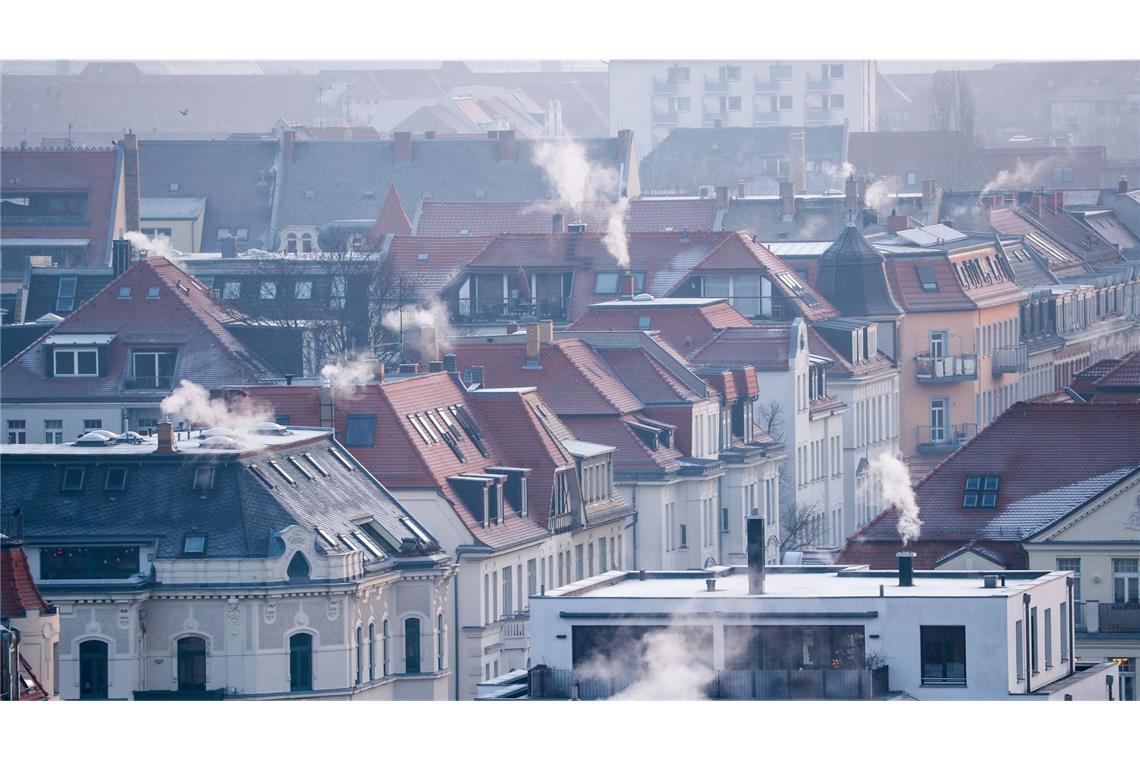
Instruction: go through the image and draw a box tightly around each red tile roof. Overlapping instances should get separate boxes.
[1,541,52,619]
[365,183,412,244]
[412,198,719,237]
[687,324,795,371]
[1,256,271,403]
[839,402,1140,568]
[383,235,495,302]
[570,298,752,357]
[1093,350,1140,389]
[593,346,702,405]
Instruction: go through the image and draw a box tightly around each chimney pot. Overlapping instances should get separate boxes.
[156,421,177,454]
[897,551,915,587]
[746,516,766,594]
[284,374,294,386]
[1119,175,1129,194]
[442,353,457,373]
[705,578,717,592]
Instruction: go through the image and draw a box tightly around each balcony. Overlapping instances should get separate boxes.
[704,77,731,93]
[754,76,781,93]
[653,76,679,94]
[652,110,680,125]
[916,423,977,456]
[806,76,832,91]
[806,107,832,122]
[1082,602,1140,635]
[992,345,1028,375]
[753,110,780,124]
[501,614,529,644]
[453,297,568,325]
[703,110,730,127]
[549,511,573,534]
[914,353,978,384]
[124,375,173,390]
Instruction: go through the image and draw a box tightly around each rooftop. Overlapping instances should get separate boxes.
[0,425,329,458]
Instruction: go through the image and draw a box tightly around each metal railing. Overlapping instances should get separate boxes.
[549,512,573,534]
[652,77,679,93]
[754,76,781,93]
[753,110,781,124]
[992,345,1028,374]
[916,423,977,455]
[704,77,731,93]
[806,107,832,122]
[914,353,978,383]
[124,375,173,390]
[453,297,567,324]
[652,110,680,125]
[806,77,832,91]
[1097,603,1140,634]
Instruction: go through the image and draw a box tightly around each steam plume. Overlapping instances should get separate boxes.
[125,230,179,259]
[863,176,899,217]
[870,452,922,545]
[381,298,453,353]
[981,158,1050,195]
[159,380,273,430]
[572,624,716,700]
[320,355,378,392]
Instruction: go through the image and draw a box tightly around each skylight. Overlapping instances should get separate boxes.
[183,534,207,556]
[328,447,355,471]
[303,453,330,477]
[400,517,432,545]
[963,475,1000,508]
[315,527,339,549]
[104,468,127,491]
[916,265,939,293]
[247,464,275,489]
[61,468,85,492]
[268,460,297,486]
[287,455,314,480]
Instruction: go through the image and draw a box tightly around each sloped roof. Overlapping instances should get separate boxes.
[688,324,795,371]
[0,540,52,618]
[570,297,753,357]
[814,224,903,316]
[1094,350,1140,389]
[847,130,989,191]
[366,183,413,244]
[839,402,1140,568]
[384,235,495,302]
[22,267,115,322]
[413,198,719,236]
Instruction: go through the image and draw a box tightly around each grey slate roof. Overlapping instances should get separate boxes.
[640,125,848,196]
[0,432,434,567]
[275,137,629,231]
[814,224,903,316]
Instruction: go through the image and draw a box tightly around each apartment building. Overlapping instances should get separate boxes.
[609,60,876,152]
[245,367,633,699]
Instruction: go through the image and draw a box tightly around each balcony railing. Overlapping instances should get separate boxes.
[992,345,1028,375]
[453,297,567,324]
[652,110,680,125]
[704,77,731,93]
[704,110,730,127]
[754,76,781,93]
[501,615,529,642]
[124,375,173,390]
[530,666,890,700]
[652,77,679,94]
[914,353,978,384]
[916,423,977,455]
[1084,602,1140,634]
[753,110,780,124]
[549,511,573,535]
[806,77,832,91]
[133,688,226,700]
[806,107,832,122]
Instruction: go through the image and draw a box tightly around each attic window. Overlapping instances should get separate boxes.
[417,253,429,262]
[407,414,432,444]
[268,460,297,485]
[345,415,376,447]
[192,466,215,492]
[328,446,355,471]
[287,455,314,480]
[104,468,127,491]
[118,287,132,299]
[61,467,86,492]
[169,183,179,193]
[963,475,1000,508]
[182,534,207,556]
[359,522,398,555]
[248,464,275,489]
[638,316,652,330]
[302,453,330,477]
[352,530,386,560]
[400,517,432,545]
[147,286,161,299]
[916,265,939,293]
[315,527,338,549]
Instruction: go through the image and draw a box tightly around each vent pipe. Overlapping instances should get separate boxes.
[897,551,915,587]
[746,516,766,594]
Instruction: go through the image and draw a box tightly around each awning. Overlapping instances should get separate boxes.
[43,333,115,345]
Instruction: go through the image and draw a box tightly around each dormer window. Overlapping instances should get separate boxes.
[61,467,86,492]
[54,348,99,377]
[147,287,161,300]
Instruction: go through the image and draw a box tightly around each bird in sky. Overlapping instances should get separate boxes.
[179,109,189,116]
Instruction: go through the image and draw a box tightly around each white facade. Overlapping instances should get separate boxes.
[528,564,1116,700]
[609,60,876,151]
[831,369,901,538]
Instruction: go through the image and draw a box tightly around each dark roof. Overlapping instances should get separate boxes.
[1,540,52,618]
[1,257,273,403]
[0,432,435,565]
[814,225,903,316]
[847,131,989,191]
[688,324,796,371]
[413,198,720,236]
[139,139,277,251]
[839,402,1140,569]
[722,196,852,242]
[22,267,115,322]
[640,125,848,195]
[1094,351,1140,391]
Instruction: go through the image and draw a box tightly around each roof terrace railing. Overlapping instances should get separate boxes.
[915,423,977,455]
[914,353,978,384]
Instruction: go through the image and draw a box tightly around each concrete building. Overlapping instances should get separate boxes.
[0,423,454,701]
[526,532,1116,700]
[609,60,876,152]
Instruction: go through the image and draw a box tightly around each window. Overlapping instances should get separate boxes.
[1015,620,1024,681]
[383,620,390,676]
[1030,607,1039,674]
[916,265,939,293]
[177,636,207,691]
[235,228,249,241]
[527,558,537,600]
[680,523,688,548]
[355,626,363,685]
[289,633,313,692]
[259,281,277,300]
[191,466,216,492]
[222,281,241,300]
[286,552,310,580]
[217,228,232,239]
[668,65,690,83]
[721,64,741,82]
[368,623,376,680]
[330,276,346,309]
[146,287,161,300]
[772,95,793,111]
[61,467,86,492]
[8,419,27,444]
[963,475,999,508]
[344,415,376,447]
[301,233,314,254]
[502,566,514,617]
[54,348,99,377]
[83,419,102,431]
[285,234,298,254]
[598,538,608,573]
[929,330,947,359]
[79,640,109,700]
[437,614,445,672]
[295,281,313,300]
[44,419,63,444]
[104,468,127,491]
[920,626,966,686]
[118,287,132,299]
[130,351,176,389]
[929,398,947,442]
[575,544,584,580]
[1044,608,1053,669]
[722,95,742,111]
[1051,167,1074,183]
[56,276,77,312]
[1114,559,1139,604]
[182,534,206,555]
[40,546,138,579]
[404,618,421,674]
[669,96,691,112]
[906,170,918,187]
[824,63,844,79]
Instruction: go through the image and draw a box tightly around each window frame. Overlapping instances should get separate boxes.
[344,414,377,448]
[919,625,967,687]
[53,347,100,377]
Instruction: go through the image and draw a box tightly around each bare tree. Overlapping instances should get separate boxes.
[929,69,976,137]
[755,401,785,444]
[779,499,823,555]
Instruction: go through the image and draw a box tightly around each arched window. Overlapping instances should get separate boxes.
[301,233,313,253]
[368,623,376,681]
[382,619,390,676]
[404,617,421,674]
[436,614,445,671]
[286,552,310,580]
[286,233,298,254]
[79,640,108,700]
[355,626,363,686]
[176,636,207,691]
[289,633,313,692]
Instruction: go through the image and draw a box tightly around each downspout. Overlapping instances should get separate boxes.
[630,485,638,569]
[1022,593,1032,694]
[1066,576,1075,676]
[452,561,460,701]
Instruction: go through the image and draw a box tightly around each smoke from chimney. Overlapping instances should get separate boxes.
[870,452,922,545]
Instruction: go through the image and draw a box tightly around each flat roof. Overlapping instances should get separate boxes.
[544,566,1059,600]
[591,297,727,308]
[0,426,331,457]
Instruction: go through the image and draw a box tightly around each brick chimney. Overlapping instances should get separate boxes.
[121,131,140,232]
[715,185,730,211]
[921,179,936,206]
[1120,175,1130,194]
[394,132,413,163]
[788,129,807,195]
[156,420,177,454]
[219,234,237,258]
[887,209,910,233]
[499,129,517,162]
[282,128,296,163]
[619,271,636,298]
[1051,191,1064,214]
[779,181,795,217]
[525,323,542,368]
[407,324,439,364]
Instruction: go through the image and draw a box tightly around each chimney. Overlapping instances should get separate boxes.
[156,420,177,454]
[705,578,717,592]
[525,323,541,367]
[618,271,636,298]
[398,362,420,374]
[111,238,133,276]
[715,185,730,210]
[284,374,294,386]
[887,209,910,233]
[499,129,517,162]
[737,179,747,199]
[373,360,385,382]
[1119,175,1130,194]
[121,131,140,232]
[408,324,439,364]
[539,319,555,343]
[845,175,859,213]
[779,181,795,217]
[897,551,915,587]
[442,353,458,373]
[1029,194,1044,217]
[552,213,565,233]
[714,118,722,129]
[921,179,936,206]
[1051,191,1064,214]
[746,516,766,594]
[788,129,807,195]
[394,132,412,163]
[282,128,296,163]
[506,321,520,335]
[219,234,238,258]
[856,176,867,209]
[428,360,444,373]
[319,383,335,429]
[616,129,632,162]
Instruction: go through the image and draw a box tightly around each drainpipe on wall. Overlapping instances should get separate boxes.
[1066,576,1075,677]
[1023,593,1032,694]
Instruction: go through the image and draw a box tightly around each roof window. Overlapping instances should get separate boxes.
[963,474,999,508]
[118,287,132,299]
[268,460,296,486]
[61,467,86,492]
[147,286,161,299]
[104,468,127,491]
[192,466,215,491]
[916,265,939,293]
[287,455,314,480]
[182,534,207,556]
[248,464,275,489]
[302,453,330,477]
[328,446,355,471]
